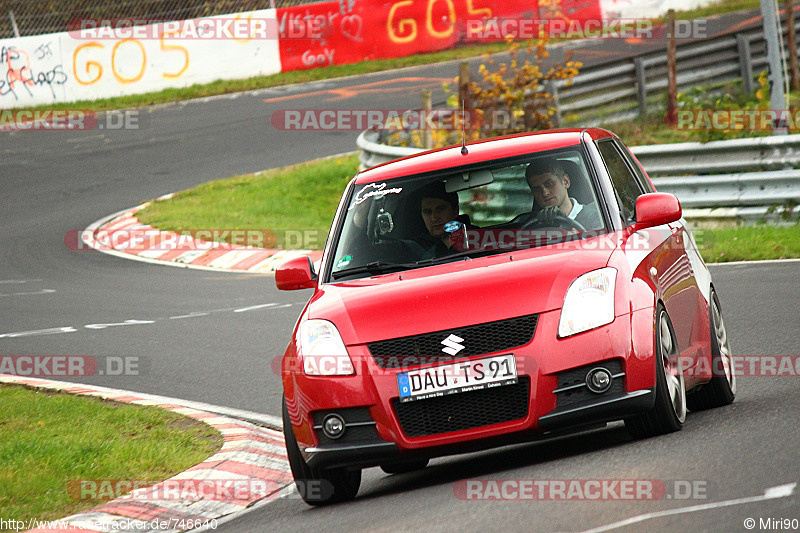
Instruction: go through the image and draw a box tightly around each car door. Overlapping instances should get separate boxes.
[595,138,701,371]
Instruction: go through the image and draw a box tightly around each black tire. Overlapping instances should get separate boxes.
[282,398,361,505]
[687,291,736,411]
[625,307,686,439]
[380,459,429,475]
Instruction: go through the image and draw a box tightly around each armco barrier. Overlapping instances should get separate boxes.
[355,130,800,214]
[553,12,800,125]
[632,133,800,175]
[651,170,800,208]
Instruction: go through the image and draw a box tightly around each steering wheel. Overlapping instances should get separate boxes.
[520,210,586,232]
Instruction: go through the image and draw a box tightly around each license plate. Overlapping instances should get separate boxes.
[396,354,517,403]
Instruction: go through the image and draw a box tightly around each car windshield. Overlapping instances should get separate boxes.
[329,147,608,281]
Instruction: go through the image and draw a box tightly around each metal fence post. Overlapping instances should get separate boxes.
[634,58,647,117]
[547,80,561,128]
[8,9,20,38]
[422,88,433,149]
[737,34,755,94]
[761,0,788,135]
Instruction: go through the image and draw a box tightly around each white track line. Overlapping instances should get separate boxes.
[708,257,800,266]
[579,483,797,533]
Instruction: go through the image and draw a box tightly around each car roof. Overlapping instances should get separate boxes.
[356,128,616,184]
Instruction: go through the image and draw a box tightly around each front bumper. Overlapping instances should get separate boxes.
[303,387,654,470]
[285,307,657,471]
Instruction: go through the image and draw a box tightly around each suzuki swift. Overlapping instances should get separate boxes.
[275,128,736,505]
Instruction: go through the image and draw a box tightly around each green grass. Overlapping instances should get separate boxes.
[596,112,735,146]
[658,0,760,21]
[0,384,223,524]
[137,153,359,249]
[596,83,800,147]
[694,223,800,262]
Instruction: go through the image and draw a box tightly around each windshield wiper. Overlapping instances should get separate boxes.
[421,232,573,265]
[331,261,418,279]
[418,248,494,265]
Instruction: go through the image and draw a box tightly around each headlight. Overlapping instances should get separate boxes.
[558,267,617,338]
[298,319,355,376]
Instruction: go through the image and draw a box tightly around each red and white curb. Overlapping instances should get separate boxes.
[81,197,322,274]
[0,376,293,533]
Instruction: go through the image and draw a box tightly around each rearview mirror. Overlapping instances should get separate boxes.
[445,169,493,192]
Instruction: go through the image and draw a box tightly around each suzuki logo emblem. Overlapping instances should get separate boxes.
[441,334,465,356]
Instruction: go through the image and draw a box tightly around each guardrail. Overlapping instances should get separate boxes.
[356,130,800,220]
[633,133,800,175]
[651,170,800,208]
[357,130,423,170]
[552,17,800,124]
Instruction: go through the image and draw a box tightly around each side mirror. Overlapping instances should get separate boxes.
[633,193,682,229]
[275,256,317,290]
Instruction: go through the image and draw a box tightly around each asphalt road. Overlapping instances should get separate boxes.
[211,260,800,533]
[1,6,798,532]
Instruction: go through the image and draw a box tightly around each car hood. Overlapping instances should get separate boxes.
[307,245,616,345]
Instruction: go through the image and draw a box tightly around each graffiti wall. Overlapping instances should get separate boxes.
[1,35,69,104]
[1,9,282,108]
[276,0,602,71]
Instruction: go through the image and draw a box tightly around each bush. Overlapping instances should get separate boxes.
[385,14,582,149]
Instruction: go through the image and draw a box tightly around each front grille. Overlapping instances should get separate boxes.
[554,360,625,409]
[368,315,538,369]
[392,376,530,437]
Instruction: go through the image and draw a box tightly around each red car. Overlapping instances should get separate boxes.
[276,128,736,505]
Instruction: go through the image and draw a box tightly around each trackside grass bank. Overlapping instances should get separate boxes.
[0,385,222,523]
[135,154,800,264]
[136,154,358,250]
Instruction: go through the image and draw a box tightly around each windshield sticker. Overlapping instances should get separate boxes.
[336,255,353,268]
[349,183,403,210]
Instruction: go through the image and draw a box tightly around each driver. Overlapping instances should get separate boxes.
[525,158,602,229]
[416,181,469,258]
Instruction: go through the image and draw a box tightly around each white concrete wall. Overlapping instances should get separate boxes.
[0,9,281,108]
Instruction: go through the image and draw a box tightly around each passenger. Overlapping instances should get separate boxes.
[525,159,603,229]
